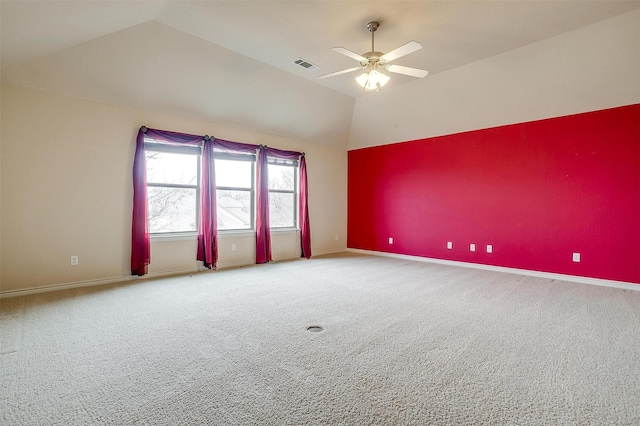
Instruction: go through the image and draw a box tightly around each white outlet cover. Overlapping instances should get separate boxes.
[470,244,476,252]
[447,241,452,249]
[486,245,493,253]
[573,252,581,262]
[231,243,237,251]
[388,237,393,244]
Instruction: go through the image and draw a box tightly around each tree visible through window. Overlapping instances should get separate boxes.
[134,126,311,275]
[145,146,199,233]
[144,141,299,234]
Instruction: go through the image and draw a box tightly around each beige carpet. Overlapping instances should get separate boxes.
[1,253,639,425]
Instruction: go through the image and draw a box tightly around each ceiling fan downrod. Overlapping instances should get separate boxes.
[362,21,385,68]
[367,21,379,52]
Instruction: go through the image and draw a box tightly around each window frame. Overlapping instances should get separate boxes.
[214,151,256,233]
[267,157,299,230]
[144,140,202,236]
[143,141,300,235]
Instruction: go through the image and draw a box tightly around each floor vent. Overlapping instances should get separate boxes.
[293,58,319,72]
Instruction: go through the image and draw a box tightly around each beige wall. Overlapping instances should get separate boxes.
[0,83,347,293]
[349,9,640,149]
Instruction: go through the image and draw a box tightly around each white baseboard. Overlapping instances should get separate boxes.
[215,259,255,270]
[0,254,312,299]
[0,267,202,299]
[0,275,131,299]
[312,248,348,257]
[346,248,640,291]
[7,247,627,298]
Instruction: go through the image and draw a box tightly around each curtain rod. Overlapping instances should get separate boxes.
[141,125,304,157]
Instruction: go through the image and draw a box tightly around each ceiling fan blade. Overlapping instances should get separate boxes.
[331,47,366,62]
[386,65,429,79]
[318,67,362,79]
[380,41,422,63]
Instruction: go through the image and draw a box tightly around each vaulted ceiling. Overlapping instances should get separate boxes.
[2,1,638,146]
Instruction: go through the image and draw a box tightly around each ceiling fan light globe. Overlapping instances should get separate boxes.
[356,72,370,88]
[373,71,390,87]
[356,70,390,91]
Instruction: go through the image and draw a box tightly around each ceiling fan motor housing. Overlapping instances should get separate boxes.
[361,51,386,67]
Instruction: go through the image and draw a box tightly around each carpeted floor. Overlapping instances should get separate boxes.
[1,252,639,425]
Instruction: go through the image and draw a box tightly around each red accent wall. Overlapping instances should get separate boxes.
[348,104,640,284]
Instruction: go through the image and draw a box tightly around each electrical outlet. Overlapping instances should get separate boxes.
[231,243,237,251]
[447,241,452,249]
[70,256,78,266]
[335,235,338,241]
[486,245,493,253]
[573,252,580,262]
[470,244,476,252]
[388,237,393,244]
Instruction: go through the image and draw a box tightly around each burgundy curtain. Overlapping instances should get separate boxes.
[144,127,206,146]
[131,128,150,275]
[197,137,217,269]
[265,147,312,259]
[213,138,259,153]
[299,155,312,258]
[131,126,206,276]
[255,146,271,263]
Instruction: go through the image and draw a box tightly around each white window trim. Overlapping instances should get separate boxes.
[145,139,202,236]
[215,152,255,232]
[267,159,299,230]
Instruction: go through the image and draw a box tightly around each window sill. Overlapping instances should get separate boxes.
[271,228,299,234]
[150,232,197,242]
[150,228,299,242]
[218,229,255,237]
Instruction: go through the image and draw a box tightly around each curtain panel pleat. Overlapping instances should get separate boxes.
[213,138,259,153]
[299,156,312,259]
[264,146,301,159]
[131,126,311,274]
[255,147,271,263]
[197,138,217,269]
[143,128,205,146]
[131,129,150,275]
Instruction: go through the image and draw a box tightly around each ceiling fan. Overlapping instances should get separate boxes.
[319,21,429,91]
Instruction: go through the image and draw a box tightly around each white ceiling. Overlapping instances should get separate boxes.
[2,1,639,146]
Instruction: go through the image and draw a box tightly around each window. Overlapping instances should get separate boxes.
[145,141,200,234]
[144,142,298,234]
[268,159,298,228]
[215,154,255,231]
[133,126,311,274]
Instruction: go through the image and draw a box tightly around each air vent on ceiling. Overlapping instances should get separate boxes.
[293,58,319,72]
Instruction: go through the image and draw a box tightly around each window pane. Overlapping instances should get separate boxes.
[215,159,252,188]
[268,165,295,190]
[269,192,294,228]
[146,151,197,185]
[148,187,197,233]
[217,190,252,230]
